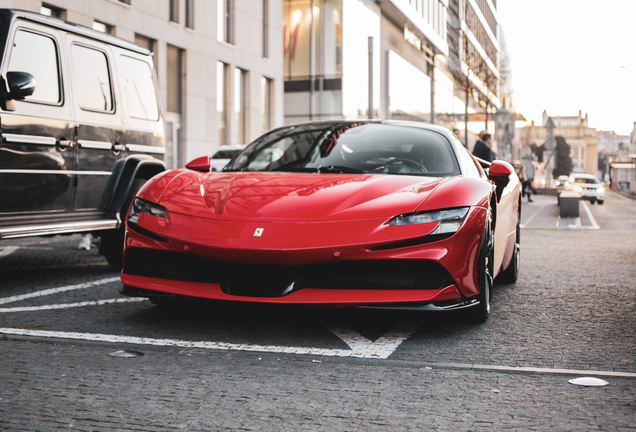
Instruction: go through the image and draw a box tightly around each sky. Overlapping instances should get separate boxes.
[497,0,636,136]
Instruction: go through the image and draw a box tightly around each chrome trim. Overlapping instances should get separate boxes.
[3,134,56,146]
[78,140,112,150]
[126,144,166,154]
[0,169,111,176]
[0,220,119,239]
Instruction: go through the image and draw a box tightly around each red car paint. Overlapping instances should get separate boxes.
[121,122,520,309]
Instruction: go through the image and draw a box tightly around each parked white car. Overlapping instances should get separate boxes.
[565,174,605,204]
[209,145,247,172]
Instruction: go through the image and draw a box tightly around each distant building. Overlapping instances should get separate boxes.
[7,0,284,169]
[282,0,503,151]
[517,110,598,176]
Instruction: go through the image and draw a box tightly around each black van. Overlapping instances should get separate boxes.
[0,9,165,269]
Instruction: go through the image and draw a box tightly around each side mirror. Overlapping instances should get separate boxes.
[488,160,514,179]
[185,156,211,172]
[6,71,36,100]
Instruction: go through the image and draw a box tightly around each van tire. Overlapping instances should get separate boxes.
[100,178,146,271]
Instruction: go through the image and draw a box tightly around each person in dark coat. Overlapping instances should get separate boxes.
[472,133,495,162]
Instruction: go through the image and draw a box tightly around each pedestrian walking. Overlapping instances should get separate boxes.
[472,132,495,162]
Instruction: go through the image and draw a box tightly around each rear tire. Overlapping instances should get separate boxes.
[100,178,146,271]
[468,211,494,323]
[497,220,520,284]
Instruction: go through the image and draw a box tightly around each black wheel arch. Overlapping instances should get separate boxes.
[100,155,166,221]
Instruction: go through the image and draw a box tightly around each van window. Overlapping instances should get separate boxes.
[8,29,61,103]
[119,55,159,121]
[71,44,113,112]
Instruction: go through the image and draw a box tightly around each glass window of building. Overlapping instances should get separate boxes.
[217,0,234,44]
[283,0,342,79]
[134,34,157,69]
[92,21,114,35]
[261,77,273,133]
[217,62,229,145]
[8,30,61,104]
[71,45,113,112]
[170,0,179,23]
[342,0,380,119]
[388,50,430,121]
[234,68,248,144]
[166,45,183,114]
[119,55,159,121]
[185,0,194,29]
[40,4,65,18]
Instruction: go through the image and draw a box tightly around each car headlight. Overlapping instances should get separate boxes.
[389,207,469,235]
[127,197,168,224]
[573,185,583,192]
[596,187,604,193]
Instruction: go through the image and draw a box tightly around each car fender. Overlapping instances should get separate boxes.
[102,155,166,219]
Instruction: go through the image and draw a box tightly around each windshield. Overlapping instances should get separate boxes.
[212,150,242,159]
[224,123,460,177]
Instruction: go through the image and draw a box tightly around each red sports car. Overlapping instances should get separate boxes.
[120,121,521,321]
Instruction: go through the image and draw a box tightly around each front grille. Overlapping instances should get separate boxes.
[124,248,453,297]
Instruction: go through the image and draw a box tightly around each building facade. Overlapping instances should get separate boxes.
[282,0,503,151]
[517,110,599,176]
[7,0,284,169]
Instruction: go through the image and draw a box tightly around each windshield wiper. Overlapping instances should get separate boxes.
[316,165,365,174]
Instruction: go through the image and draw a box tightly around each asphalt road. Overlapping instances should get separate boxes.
[0,191,634,431]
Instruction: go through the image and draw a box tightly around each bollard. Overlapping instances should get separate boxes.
[559,191,580,217]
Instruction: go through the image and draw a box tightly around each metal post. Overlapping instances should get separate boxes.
[430,55,435,124]
[368,36,373,119]
[485,101,488,130]
[309,0,314,121]
[464,82,469,148]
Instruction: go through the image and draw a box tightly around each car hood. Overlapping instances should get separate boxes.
[156,171,446,222]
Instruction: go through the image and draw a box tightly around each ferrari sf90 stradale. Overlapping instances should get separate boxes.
[120,121,521,321]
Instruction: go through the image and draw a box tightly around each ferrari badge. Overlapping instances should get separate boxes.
[253,228,264,237]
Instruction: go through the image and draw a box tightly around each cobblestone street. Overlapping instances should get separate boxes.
[1,191,635,431]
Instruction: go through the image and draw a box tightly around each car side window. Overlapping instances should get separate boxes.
[119,55,159,121]
[7,29,61,104]
[71,44,113,112]
[456,145,481,178]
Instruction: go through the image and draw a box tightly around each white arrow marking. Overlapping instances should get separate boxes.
[322,320,421,359]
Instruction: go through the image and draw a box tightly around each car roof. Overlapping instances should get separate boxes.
[0,9,151,55]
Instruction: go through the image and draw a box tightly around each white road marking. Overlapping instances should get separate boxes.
[0,246,20,258]
[580,200,600,229]
[0,320,420,359]
[521,206,545,228]
[322,320,421,359]
[0,298,146,313]
[0,277,120,305]
[0,327,398,359]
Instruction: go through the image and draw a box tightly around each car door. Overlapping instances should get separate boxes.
[0,22,75,214]
[66,34,125,212]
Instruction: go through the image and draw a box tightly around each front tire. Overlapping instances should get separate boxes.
[469,211,494,323]
[100,178,146,271]
[598,200,604,205]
